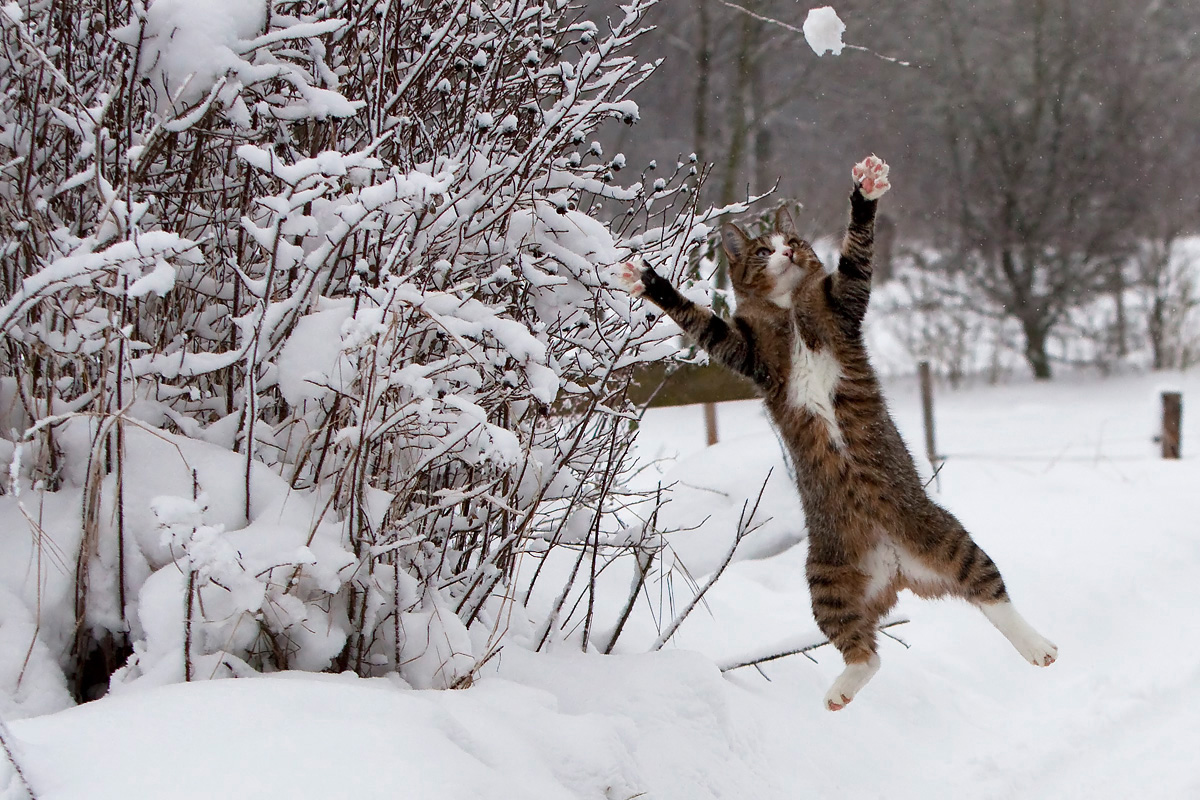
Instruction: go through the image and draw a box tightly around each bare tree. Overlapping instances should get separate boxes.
[924,0,1200,378]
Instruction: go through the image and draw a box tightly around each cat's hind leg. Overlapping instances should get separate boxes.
[824,654,881,712]
[808,558,893,710]
[977,600,1058,667]
[914,508,1059,667]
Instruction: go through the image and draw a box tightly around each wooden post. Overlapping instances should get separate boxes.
[918,361,938,466]
[1161,391,1182,459]
[703,401,719,446]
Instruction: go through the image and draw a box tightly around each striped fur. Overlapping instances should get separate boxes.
[632,161,1056,710]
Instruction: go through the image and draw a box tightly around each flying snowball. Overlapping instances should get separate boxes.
[803,6,846,57]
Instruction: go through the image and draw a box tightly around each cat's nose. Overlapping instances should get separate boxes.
[782,248,793,259]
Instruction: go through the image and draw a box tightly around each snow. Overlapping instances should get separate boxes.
[0,588,73,721]
[275,304,353,405]
[4,0,1199,793]
[803,6,847,57]
[3,673,642,800]
[125,260,176,298]
[4,370,1200,797]
[122,0,268,107]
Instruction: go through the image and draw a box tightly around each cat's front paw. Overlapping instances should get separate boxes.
[852,155,890,200]
[607,260,646,297]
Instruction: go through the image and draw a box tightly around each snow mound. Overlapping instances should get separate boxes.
[656,431,804,576]
[3,672,644,800]
[5,373,1200,797]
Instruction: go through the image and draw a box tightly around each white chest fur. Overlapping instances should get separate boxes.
[788,336,844,447]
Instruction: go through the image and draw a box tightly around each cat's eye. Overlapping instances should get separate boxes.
[756,247,771,258]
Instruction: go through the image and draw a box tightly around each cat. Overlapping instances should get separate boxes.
[612,156,1057,710]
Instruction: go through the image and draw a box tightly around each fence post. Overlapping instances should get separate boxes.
[918,361,938,467]
[1162,391,1182,459]
[703,401,719,446]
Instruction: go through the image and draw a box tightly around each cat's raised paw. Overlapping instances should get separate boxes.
[607,261,645,297]
[852,155,890,200]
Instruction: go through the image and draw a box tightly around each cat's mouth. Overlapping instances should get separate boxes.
[767,262,803,301]
[767,259,797,277]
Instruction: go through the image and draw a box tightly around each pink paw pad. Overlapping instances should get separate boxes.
[609,261,645,296]
[827,694,851,712]
[852,155,891,200]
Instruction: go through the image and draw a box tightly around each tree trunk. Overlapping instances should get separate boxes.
[1111,266,1128,359]
[1020,315,1053,380]
[753,125,772,196]
[717,3,759,210]
[1148,294,1166,370]
[692,0,711,164]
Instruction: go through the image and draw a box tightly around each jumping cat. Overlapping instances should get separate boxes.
[612,156,1057,710]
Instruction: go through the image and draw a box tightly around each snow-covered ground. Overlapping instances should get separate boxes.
[4,369,1200,799]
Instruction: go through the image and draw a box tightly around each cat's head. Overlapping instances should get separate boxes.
[720,206,822,308]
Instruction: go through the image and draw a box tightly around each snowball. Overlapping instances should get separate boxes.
[803,6,846,57]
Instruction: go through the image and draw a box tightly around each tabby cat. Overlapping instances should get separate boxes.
[612,156,1057,710]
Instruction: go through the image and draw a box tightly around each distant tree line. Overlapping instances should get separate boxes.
[608,0,1200,378]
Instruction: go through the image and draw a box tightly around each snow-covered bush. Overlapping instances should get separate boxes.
[0,0,732,709]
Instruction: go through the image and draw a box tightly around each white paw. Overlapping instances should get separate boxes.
[607,261,645,297]
[852,155,890,200]
[979,602,1058,668]
[1015,633,1058,667]
[823,654,881,711]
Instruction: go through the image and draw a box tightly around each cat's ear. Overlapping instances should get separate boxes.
[721,223,750,263]
[774,205,798,237]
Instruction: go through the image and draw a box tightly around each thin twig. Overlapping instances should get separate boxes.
[922,460,946,489]
[879,624,911,649]
[0,713,37,799]
[717,0,918,67]
[718,619,911,673]
[651,470,773,650]
[602,484,663,654]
